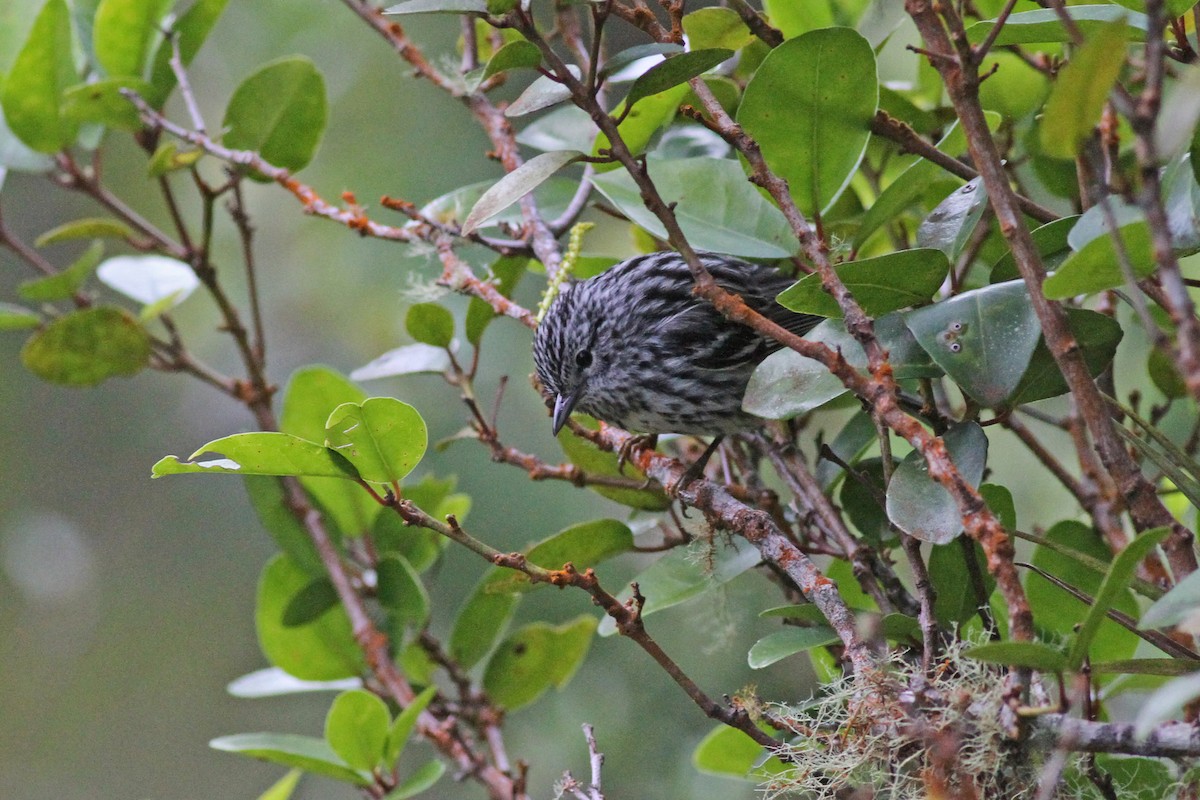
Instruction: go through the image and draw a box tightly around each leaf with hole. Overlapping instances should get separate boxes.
[325,398,427,484]
[21,306,150,386]
[483,616,597,709]
[905,280,1042,407]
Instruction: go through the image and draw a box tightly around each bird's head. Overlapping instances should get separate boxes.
[532,285,606,435]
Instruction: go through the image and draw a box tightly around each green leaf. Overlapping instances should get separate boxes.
[963,641,1067,673]
[282,578,338,626]
[96,254,199,307]
[384,685,436,767]
[483,615,597,709]
[479,39,541,81]
[0,303,41,330]
[556,415,669,510]
[280,366,374,538]
[504,66,580,117]
[1039,18,1129,159]
[990,215,1078,283]
[35,218,135,247]
[21,306,150,386]
[487,519,635,593]
[1092,659,1200,676]
[405,303,454,348]
[449,576,519,669]
[916,178,989,258]
[93,0,171,78]
[590,157,800,258]
[1067,528,1170,669]
[377,553,430,631]
[384,761,446,800]
[744,312,938,419]
[152,432,357,479]
[246,476,326,575]
[966,6,1147,46]
[18,240,103,301]
[515,105,596,153]
[209,733,367,784]
[256,769,302,800]
[255,553,364,680]
[692,725,785,780]
[0,0,77,152]
[622,48,731,110]
[747,627,839,668]
[884,422,989,545]
[1043,222,1155,298]
[61,77,152,130]
[1026,520,1140,666]
[592,84,689,168]
[147,0,230,106]
[761,0,833,39]
[776,249,949,318]
[682,7,755,52]
[904,279,1042,407]
[930,540,994,626]
[325,689,391,773]
[460,150,580,235]
[325,398,427,484]
[737,27,877,216]
[598,538,761,636]
[146,141,204,176]
[1006,308,1123,406]
[223,56,327,174]
[384,0,486,13]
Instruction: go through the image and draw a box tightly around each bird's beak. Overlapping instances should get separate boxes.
[552,385,584,436]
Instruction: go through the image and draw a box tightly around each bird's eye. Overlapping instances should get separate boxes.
[575,350,593,368]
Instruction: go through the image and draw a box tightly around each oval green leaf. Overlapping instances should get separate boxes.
[384,685,437,767]
[377,553,430,631]
[1043,221,1155,299]
[21,306,149,386]
[325,398,427,484]
[747,626,839,668]
[966,6,1146,46]
[884,421,989,545]
[147,0,231,106]
[384,760,446,800]
[556,415,669,510]
[622,48,731,110]
[482,615,597,709]
[904,279,1042,407]
[93,0,171,78]
[590,157,800,258]
[0,0,78,153]
[325,689,391,773]
[737,27,877,217]
[776,248,949,318]
[1039,18,1129,159]
[963,641,1068,673]
[255,553,364,680]
[487,518,635,593]
[223,55,327,173]
[18,240,104,301]
[405,303,454,348]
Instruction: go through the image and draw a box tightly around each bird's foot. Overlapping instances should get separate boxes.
[667,436,724,496]
[617,434,658,476]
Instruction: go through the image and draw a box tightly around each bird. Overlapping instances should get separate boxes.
[532,251,822,439]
